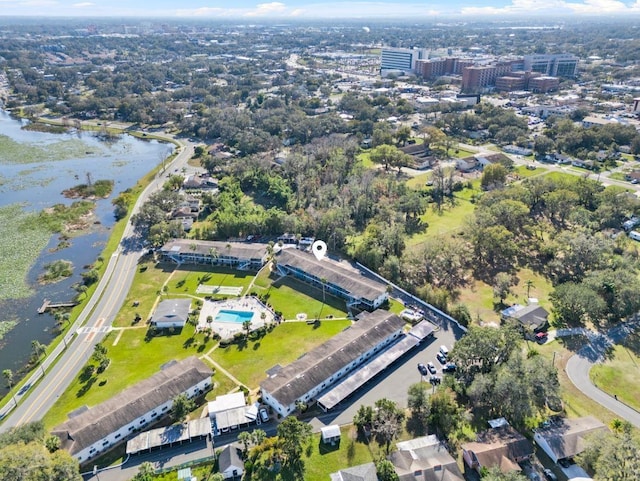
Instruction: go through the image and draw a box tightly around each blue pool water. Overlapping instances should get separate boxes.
[215,309,254,324]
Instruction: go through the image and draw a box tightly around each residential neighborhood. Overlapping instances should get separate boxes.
[1,12,640,481]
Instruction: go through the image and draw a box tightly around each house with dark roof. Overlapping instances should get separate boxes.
[533,416,607,464]
[390,435,464,481]
[260,310,405,416]
[52,357,213,465]
[501,303,549,332]
[218,445,244,479]
[330,462,379,481]
[275,249,389,311]
[160,239,268,270]
[151,299,191,329]
[461,424,533,474]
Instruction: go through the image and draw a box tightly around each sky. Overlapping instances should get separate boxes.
[1,0,640,18]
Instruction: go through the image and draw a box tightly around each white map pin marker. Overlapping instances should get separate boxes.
[311,240,327,261]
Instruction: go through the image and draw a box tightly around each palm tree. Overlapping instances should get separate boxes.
[525,279,535,299]
[242,320,252,339]
[3,369,17,405]
[31,340,45,361]
[209,247,218,264]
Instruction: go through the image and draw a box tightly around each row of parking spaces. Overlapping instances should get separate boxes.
[417,344,457,385]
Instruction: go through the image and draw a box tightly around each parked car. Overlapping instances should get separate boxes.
[259,408,269,423]
[439,345,449,357]
[436,352,447,364]
[443,363,457,373]
[543,468,557,481]
[427,362,437,374]
[536,332,548,343]
[429,376,441,385]
[417,363,428,376]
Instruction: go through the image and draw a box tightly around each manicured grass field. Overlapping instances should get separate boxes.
[212,320,351,388]
[304,426,375,481]
[112,259,175,327]
[167,264,256,295]
[590,331,640,412]
[254,275,349,320]
[43,327,212,429]
[112,263,258,328]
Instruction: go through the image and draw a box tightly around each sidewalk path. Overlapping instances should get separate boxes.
[551,321,640,427]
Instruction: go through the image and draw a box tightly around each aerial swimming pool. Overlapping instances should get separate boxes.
[215,309,254,324]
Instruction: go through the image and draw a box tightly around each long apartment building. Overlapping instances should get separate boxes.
[260,310,405,416]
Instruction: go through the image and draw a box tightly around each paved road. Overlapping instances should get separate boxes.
[558,322,640,428]
[0,129,195,430]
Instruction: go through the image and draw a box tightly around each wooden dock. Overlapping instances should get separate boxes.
[37,299,78,314]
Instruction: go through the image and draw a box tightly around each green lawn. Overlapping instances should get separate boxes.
[590,331,640,412]
[113,263,258,328]
[43,327,212,429]
[254,275,349,320]
[406,172,431,189]
[212,320,351,388]
[406,195,477,248]
[513,165,548,178]
[304,426,375,481]
[608,172,628,181]
[167,265,256,295]
[112,259,175,327]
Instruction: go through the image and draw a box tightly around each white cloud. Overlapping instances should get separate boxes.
[461,0,640,15]
[244,1,288,16]
[72,2,93,6]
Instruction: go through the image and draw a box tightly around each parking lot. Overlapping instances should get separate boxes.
[324,317,464,426]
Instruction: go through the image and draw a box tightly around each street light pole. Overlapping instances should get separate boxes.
[552,351,557,368]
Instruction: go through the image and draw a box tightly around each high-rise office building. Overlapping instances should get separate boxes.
[380,47,428,74]
[523,54,578,77]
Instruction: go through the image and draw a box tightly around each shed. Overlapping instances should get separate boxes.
[321,425,341,445]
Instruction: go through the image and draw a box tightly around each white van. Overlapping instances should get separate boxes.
[630,230,640,242]
[439,345,449,357]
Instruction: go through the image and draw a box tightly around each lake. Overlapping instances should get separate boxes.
[0,111,173,389]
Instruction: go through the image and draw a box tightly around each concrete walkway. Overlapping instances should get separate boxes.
[550,321,640,427]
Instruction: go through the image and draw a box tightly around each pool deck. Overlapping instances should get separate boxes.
[197,297,274,339]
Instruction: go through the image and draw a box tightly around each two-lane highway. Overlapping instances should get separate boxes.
[0,136,195,431]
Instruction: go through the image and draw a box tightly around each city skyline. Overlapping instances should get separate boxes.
[1,0,640,19]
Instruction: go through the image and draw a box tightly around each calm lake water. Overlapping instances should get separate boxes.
[0,111,173,388]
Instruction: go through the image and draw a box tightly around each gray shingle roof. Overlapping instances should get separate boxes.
[510,304,549,329]
[161,239,267,262]
[261,311,405,407]
[52,357,213,456]
[151,298,191,325]
[330,462,378,481]
[392,435,464,481]
[218,445,244,473]
[535,416,607,460]
[277,249,387,302]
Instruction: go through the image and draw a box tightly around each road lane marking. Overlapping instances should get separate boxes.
[17,252,139,425]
